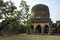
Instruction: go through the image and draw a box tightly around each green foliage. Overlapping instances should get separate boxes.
[19,0,30,24]
[20,24,25,29]
[0,0,21,30]
[0,0,30,30]
[0,0,6,6]
[0,0,18,19]
[0,0,6,19]
[5,1,17,17]
[5,17,19,30]
[26,17,34,28]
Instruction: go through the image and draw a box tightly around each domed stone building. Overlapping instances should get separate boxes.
[28,4,60,35]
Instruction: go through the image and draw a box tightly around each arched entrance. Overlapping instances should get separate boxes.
[44,25,49,34]
[35,25,41,34]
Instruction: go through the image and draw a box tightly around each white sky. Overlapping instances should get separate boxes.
[3,0,60,23]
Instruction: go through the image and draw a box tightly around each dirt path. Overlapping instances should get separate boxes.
[0,34,60,40]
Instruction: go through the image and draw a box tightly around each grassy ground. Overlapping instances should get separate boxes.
[0,34,60,40]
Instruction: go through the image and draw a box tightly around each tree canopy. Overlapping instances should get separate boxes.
[0,0,33,30]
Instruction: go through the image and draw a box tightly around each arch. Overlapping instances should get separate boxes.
[44,25,49,33]
[35,25,41,33]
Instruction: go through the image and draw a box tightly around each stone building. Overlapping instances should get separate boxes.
[28,4,60,35]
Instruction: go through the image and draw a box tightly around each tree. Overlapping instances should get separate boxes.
[19,0,34,29]
[0,0,21,34]
[19,0,30,24]
[4,0,17,18]
[1,17,19,34]
[5,17,19,30]
[3,1,20,30]
[5,0,21,24]
[27,16,34,28]
[0,0,31,34]
[0,0,6,19]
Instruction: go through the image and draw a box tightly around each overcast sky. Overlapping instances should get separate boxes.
[4,0,60,23]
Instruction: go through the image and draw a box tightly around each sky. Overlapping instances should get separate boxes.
[3,0,60,23]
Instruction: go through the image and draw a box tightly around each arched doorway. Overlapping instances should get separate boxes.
[44,25,49,34]
[35,25,41,33]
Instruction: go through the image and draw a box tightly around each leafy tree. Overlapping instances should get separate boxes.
[5,0,21,24]
[26,17,34,28]
[19,0,34,29]
[0,0,31,34]
[0,17,19,34]
[19,0,30,24]
[5,1,17,18]
[5,1,19,30]
[0,0,6,19]
[0,0,21,31]
[6,17,19,30]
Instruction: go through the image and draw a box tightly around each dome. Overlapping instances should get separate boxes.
[31,4,49,12]
[31,4,50,18]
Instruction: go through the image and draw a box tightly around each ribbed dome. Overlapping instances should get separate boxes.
[31,4,49,12]
[31,4,50,18]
